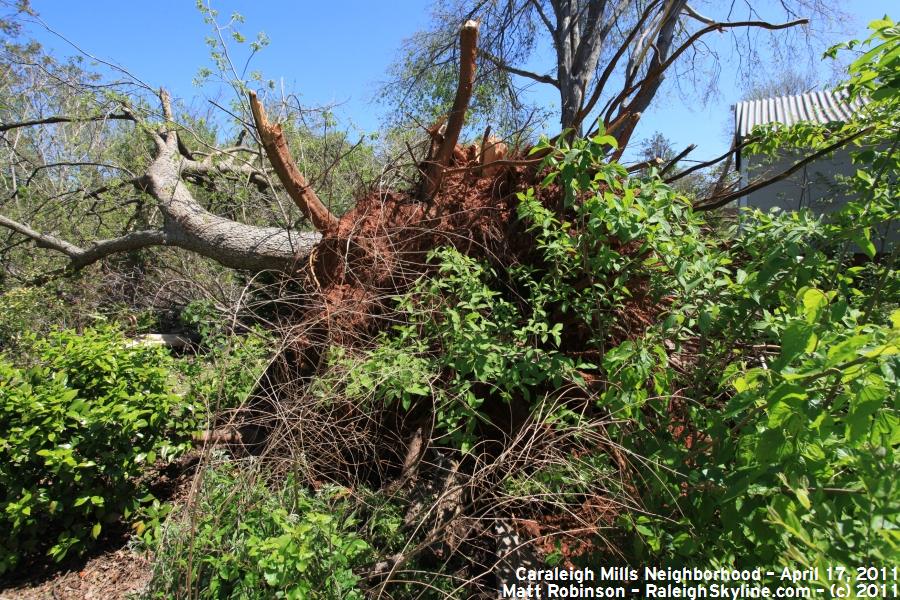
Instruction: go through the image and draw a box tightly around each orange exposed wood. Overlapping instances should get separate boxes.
[423,20,479,197]
[480,136,508,177]
[248,92,338,234]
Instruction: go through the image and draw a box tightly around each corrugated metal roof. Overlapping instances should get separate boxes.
[734,90,869,139]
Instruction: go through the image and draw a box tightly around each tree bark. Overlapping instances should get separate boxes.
[0,126,320,273]
[423,20,480,197]
[248,92,339,234]
[143,133,319,271]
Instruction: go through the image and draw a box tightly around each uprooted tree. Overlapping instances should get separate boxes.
[1,0,834,275]
[1,1,898,594]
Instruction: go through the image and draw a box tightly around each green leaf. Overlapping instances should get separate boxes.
[777,322,815,367]
[766,383,807,428]
[800,288,828,324]
[849,227,876,259]
[846,384,886,442]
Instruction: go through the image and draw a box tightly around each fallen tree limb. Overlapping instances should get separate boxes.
[248,91,338,234]
[0,112,134,133]
[664,136,758,183]
[694,127,873,211]
[0,120,321,272]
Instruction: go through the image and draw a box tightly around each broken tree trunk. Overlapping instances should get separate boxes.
[248,92,339,234]
[423,20,479,198]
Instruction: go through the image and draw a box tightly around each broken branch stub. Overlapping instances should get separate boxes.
[248,92,338,235]
[423,20,479,198]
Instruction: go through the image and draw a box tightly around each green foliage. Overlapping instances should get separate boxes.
[601,21,900,571]
[341,246,582,451]
[0,326,199,571]
[177,300,272,411]
[0,285,73,361]
[144,462,370,600]
[522,132,710,345]
[334,20,899,575]
[621,220,899,569]
[179,329,271,412]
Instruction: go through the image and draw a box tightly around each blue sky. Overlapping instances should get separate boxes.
[22,1,897,162]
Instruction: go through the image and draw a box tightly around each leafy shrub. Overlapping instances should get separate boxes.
[0,285,76,362]
[340,246,582,450]
[177,326,272,412]
[334,41,899,574]
[0,326,199,571]
[176,299,272,411]
[611,19,900,573]
[145,462,370,599]
[340,133,708,451]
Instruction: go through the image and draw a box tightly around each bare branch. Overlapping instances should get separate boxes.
[159,87,173,123]
[529,0,556,36]
[424,20,480,197]
[71,230,170,269]
[0,113,134,133]
[575,0,661,129]
[609,18,809,122]
[602,16,808,152]
[665,136,760,183]
[478,48,559,87]
[683,3,716,24]
[694,127,872,211]
[248,91,338,234]
[0,213,171,271]
[660,143,697,176]
[626,157,664,172]
[0,214,82,258]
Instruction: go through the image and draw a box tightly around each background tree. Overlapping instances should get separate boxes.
[0,4,380,280]
[383,0,843,151]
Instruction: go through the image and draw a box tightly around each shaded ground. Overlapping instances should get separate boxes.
[0,453,199,600]
[0,548,152,600]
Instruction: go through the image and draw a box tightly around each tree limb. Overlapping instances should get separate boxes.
[529,0,556,36]
[609,18,809,123]
[665,136,760,183]
[575,0,661,130]
[71,230,171,269]
[478,48,558,87]
[660,143,696,176]
[693,127,872,211]
[424,20,480,198]
[0,113,134,133]
[144,131,319,270]
[0,214,82,258]
[248,91,338,234]
[683,3,715,25]
[602,16,808,152]
[0,214,169,270]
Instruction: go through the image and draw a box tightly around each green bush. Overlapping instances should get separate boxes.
[339,133,706,451]
[145,463,370,599]
[0,326,199,571]
[176,299,272,411]
[333,49,899,573]
[0,285,76,362]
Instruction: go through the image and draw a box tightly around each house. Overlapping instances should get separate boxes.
[733,90,894,252]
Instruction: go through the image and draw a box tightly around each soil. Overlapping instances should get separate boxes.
[0,548,152,600]
[0,453,199,600]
